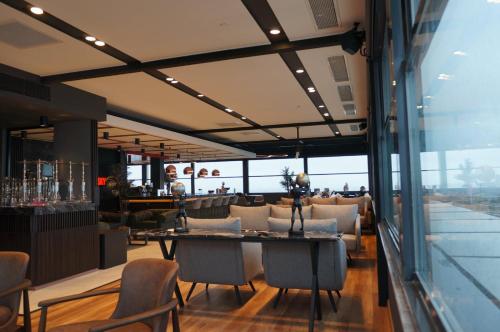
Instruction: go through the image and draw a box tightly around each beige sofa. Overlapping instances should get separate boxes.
[229,204,361,253]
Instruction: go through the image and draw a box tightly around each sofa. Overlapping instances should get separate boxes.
[127,209,178,230]
[229,204,361,253]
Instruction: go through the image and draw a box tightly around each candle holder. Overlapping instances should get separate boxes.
[52,160,61,203]
[81,162,89,202]
[68,161,74,202]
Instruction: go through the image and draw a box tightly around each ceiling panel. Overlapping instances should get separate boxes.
[67,72,252,131]
[35,0,269,62]
[297,46,367,121]
[268,0,365,41]
[272,125,333,139]
[337,122,366,136]
[165,54,324,126]
[0,4,122,75]
[205,129,277,143]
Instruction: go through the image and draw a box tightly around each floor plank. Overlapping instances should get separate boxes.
[21,235,391,331]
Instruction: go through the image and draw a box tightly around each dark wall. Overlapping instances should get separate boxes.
[9,137,55,178]
[98,148,121,178]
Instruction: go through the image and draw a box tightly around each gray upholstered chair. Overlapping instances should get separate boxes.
[311,204,361,256]
[212,196,224,207]
[0,251,31,332]
[337,196,371,228]
[229,195,239,205]
[201,197,214,208]
[221,196,231,206]
[175,217,261,305]
[39,259,180,332]
[187,198,203,218]
[262,218,347,312]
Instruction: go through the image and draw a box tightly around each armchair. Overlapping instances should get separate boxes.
[0,251,31,332]
[39,258,180,332]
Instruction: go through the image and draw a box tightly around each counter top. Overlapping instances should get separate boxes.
[0,202,96,215]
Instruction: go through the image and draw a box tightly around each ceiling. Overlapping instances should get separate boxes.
[0,0,368,150]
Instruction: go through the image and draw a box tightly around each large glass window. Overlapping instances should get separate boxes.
[194,161,243,194]
[409,1,500,330]
[308,156,369,193]
[248,158,303,193]
[166,162,193,195]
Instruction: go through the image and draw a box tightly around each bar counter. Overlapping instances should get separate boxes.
[0,202,98,286]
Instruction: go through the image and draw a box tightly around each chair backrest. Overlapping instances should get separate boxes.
[262,218,347,291]
[190,198,203,210]
[270,205,312,220]
[230,195,239,205]
[222,196,231,206]
[112,258,178,332]
[311,204,358,234]
[0,252,29,330]
[212,196,224,207]
[308,196,337,205]
[336,196,367,215]
[201,197,214,208]
[176,218,255,285]
[229,205,271,230]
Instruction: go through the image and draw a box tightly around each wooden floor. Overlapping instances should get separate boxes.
[21,235,391,332]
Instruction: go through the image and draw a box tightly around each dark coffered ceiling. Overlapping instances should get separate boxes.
[0,0,368,157]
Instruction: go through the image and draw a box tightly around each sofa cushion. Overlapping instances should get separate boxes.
[270,205,312,219]
[267,217,337,233]
[0,305,12,326]
[308,196,337,205]
[229,205,271,230]
[311,204,357,234]
[128,210,154,223]
[336,196,366,215]
[187,217,241,232]
[280,197,293,205]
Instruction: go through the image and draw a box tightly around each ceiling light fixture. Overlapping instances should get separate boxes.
[308,87,316,93]
[171,80,178,84]
[166,77,174,81]
[323,112,329,116]
[94,40,105,46]
[39,116,48,127]
[117,145,122,152]
[225,108,233,113]
[134,138,140,145]
[318,105,325,108]
[197,94,204,97]
[103,131,109,139]
[21,131,27,139]
[85,36,96,42]
[241,116,247,120]
[160,143,165,149]
[276,135,281,138]
[296,69,304,74]
[30,7,44,15]
[270,29,281,35]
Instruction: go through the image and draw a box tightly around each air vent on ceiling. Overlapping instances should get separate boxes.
[328,56,349,82]
[343,104,356,116]
[350,124,359,132]
[307,0,339,30]
[0,21,59,49]
[0,73,50,101]
[337,85,353,102]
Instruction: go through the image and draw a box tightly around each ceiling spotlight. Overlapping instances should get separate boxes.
[134,138,140,145]
[318,105,325,108]
[160,152,165,157]
[103,131,109,139]
[85,36,96,42]
[40,116,49,127]
[21,130,27,139]
[296,69,304,74]
[197,94,204,97]
[335,131,340,135]
[166,77,174,81]
[308,87,316,93]
[141,148,145,154]
[225,108,233,113]
[270,29,281,35]
[323,112,330,117]
[359,122,368,130]
[30,7,44,15]
[117,145,122,152]
[160,143,165,149]
[276,135,281,138]
[94,40,105,46]
[171,80,178,84]
[241,116,247,120]
[176,153,181,159]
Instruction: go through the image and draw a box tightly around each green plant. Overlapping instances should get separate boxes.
[280,166,295,194]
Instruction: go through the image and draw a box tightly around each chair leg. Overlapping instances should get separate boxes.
[336,290,341,298]
[248,281,256,292]
[171,306,180,332]
[234,286,242,305]
[273,288,284,309]
[23,288,32,332]
[186,282,197,301]
[284,288,289,294]
[38,307,48,332]
[347,253,353,264]
[205,283,209,292]
[327,290,338,312]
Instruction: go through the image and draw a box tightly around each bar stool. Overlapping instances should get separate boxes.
[187,198,203,218]
[200,197,214,218]
[212,196,224,218]
[230,195,239,205]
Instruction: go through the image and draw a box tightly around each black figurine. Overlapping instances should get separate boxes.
[289,173,310,235]
[171,182,189,233]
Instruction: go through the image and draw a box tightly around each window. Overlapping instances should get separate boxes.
[194,161,243,194]
[408,1,500,330]
[166,162,193,195]
[308,156,369,193]
[127,164,142,187]
[248,158,303,193]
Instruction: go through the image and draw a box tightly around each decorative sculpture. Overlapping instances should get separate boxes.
[288,172,310,236]
[171,181,189,233]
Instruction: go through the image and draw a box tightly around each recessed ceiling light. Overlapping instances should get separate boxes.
[335,131,340,135]
[171,80,178,84]
[225,108,233,113]
[318,105,325,108]
[94,40,105,46]
[308,87,316,93]
[197,94,204,97]
[323,112,329,116]
[270,29,281,35]
[30,7,44,15]
[296,69,304,74]
[85,36,96,42]
[166,77,174,81]
[241,116,247,120]
[276,135,281,138]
